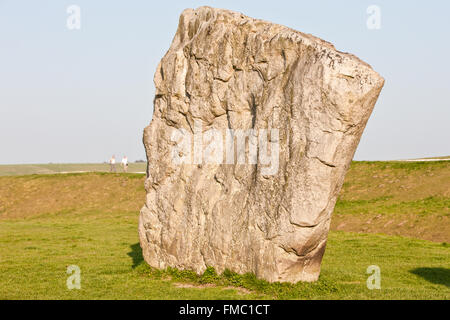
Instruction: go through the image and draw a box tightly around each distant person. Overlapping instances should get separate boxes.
[109,155,116,173]
[121,156,128,173]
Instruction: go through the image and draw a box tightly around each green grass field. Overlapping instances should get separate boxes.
[0,161,449,299]
[0,209,448,299]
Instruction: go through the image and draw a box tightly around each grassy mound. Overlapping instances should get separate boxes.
[332,161,450,242]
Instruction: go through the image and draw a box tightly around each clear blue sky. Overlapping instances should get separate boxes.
[0,0,449,164]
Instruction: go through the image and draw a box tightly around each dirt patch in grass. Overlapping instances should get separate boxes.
[173,282,252,295]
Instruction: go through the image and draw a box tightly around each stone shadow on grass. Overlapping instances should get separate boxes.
[128,242,144,269]
[410,267,450,288]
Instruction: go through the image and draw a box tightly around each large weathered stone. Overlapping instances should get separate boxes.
[139,6,384,282]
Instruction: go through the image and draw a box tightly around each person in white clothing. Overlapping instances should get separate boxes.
[121,156,128,173]
[109,155,116,173]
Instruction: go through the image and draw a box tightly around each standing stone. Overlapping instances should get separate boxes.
[139,6,384,282]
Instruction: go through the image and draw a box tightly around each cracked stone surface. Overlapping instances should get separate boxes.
[139,6,384,282]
